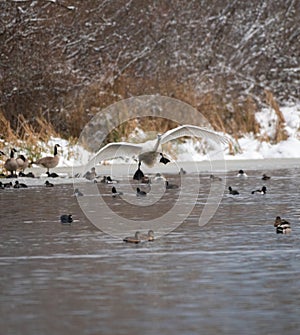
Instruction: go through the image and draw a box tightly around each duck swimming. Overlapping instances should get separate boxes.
[136,187,147,196]
[60,214,73,224]
[228,186,239,195]
[237,170,248,178]
[112,186,123,197]
[123,231,141,244]
[140,230,155,241]
[274,216,291,234]
[14,180,28,188]
[262,174,271,180]
[45,180,54,187]
[251,186,267,194]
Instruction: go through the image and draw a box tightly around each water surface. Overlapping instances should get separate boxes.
[1,162,300,335]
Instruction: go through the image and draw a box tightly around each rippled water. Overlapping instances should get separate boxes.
[1,163,300,335]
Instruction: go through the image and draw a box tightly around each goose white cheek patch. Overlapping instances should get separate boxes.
[73,95,227,239]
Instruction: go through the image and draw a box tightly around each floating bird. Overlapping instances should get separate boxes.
[0,181,4,189]
[90,125,229,179]
[4,148,18,177]
[237,169,248,178]
[165,180,179,189]
[106,176,118,184]
[112,186,123,197]
[19,171,35,178]
[46,171,59,178]
[45,180,54,187]
[209,174,222,181]
[73,188,83,196]
[179,168,187,175]
[133,162,145,181]
[228,186,239,195]
[123,231,141,244]
[140,230,155,241]
[136,187,147,196]
[60,214,73,224]
[13,180,28,188]
[33,144,60,173]
[83,167,97,180]
[274,216,291,234]
[251,186,267,194]
[262,174,271,180]
[3,181,13,188]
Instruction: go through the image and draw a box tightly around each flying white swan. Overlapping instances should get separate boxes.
[89,125,229,179]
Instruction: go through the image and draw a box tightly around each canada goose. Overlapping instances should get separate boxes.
[123,231,141,244]
[133,162,145,180]
[34,144,60,173]
[262,174,271,180]
[90,125,229,179]
[4,148,18,176]
[140,230,154,241]
[16,154,29,172]
[228,186,239,195]
[274,216,291,234]
[251,186,267,194]
[0,181,4,189]
[60,214,73,224]
[165,180,179,189]
[45,180,54,187]
[136,187,147,196]
[237,170,248,178]
[112,186,123,197]
[14,180,28,188]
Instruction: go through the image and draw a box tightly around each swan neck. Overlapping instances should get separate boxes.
[154,137,161,152]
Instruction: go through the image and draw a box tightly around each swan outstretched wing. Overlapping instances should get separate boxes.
[92,142,143,162]
[160,125,229,145]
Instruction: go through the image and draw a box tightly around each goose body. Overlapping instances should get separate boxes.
[91,125,229,175]
[4,149,18,176]
[34,144,60,172]
[16,154,29,172]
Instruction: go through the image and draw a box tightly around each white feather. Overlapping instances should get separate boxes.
[91,125,229,165]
